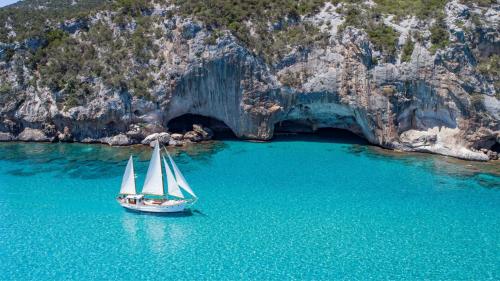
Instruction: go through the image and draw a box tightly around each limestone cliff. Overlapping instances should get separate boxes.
[0,0,498,161]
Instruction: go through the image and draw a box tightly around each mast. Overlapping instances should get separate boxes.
[120,155,136,195]
[141,141,164,196]
[165,148,197,198]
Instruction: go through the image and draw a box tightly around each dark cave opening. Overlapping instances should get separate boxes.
[167,114,236,139]
[490,142,500,153]
[274,120,369,145]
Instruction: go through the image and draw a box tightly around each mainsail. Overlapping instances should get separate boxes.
[141,142,164,196]
[163,157,184,198]
[120,155,136,195]
[166,151,197,198]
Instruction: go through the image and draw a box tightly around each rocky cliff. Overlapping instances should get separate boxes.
[0,0,498,161]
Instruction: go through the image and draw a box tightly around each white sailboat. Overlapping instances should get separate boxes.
[117,141,197,213]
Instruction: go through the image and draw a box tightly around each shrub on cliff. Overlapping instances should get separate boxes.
[366,23,399,62]
[174,0,327,64]
[477,55,500,78]
[401,39,415,63]
[430,16,450,53]
[470,93,485,111]
[373,0,447,20]
[0,83,12,95]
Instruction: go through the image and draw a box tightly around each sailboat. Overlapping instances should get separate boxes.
[117,141,197,213]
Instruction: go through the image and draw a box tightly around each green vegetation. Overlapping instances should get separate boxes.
[366,23,399,61]
[2,48,15,62]
[459,0,496,7]
[22,14,160,108]
[477,55,500,78]
[429,16,450,53]
[373,0,447,20]
[0,0,495,107]
[477,55,500,93]
[114,0,151,16]
[336,4,400,62]
[0,83,12,95]
[401,39,414,62]
[174,0,328,63]
[337,4,363,32]
[0,0,109,43]
[279,70,306,88]
[204,29,224,45]
[470,92,485,111]
[260,22,327,64]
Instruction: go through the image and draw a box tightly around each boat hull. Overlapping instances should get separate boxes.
[118,200,194,213]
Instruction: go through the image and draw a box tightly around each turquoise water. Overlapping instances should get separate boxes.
[0,138,499,280]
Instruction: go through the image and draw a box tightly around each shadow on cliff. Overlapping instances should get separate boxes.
[272,127,369,145]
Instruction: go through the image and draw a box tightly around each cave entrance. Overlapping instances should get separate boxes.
[491,142,500,153]
[167,114,236,139]
[274,120,368,145]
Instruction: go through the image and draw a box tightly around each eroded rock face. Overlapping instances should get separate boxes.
[0,132,14,141]
[0,5,498,161]
[17,128,53,142]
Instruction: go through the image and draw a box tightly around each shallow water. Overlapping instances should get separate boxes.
[0,138,499,280]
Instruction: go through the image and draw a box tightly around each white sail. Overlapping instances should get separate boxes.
[166,151,197,198]
[141,142,164,196]
[163,157,184,198]
[120,155,136,195]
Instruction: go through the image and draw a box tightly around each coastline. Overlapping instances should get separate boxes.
[1,137,498,179]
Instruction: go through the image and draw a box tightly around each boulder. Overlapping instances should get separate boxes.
[171,133,184,141]
[158,132,171,144]
[41,123,57,137]
[487,150,498,160]
[57,126,72,142]
[142,132,171,146]
[81,138,97,143]
[168,139,184,147]
[18,128,53,142]
[104,134,131,146]
[126,124,146,142]
[183,131,203,142]
[142,133,159,145]
[192,124,213,140]
[0,132,14,141]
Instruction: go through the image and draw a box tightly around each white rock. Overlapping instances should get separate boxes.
[18,128,52,142]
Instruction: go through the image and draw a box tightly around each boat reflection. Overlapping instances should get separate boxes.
[120,213,193,253]
[144,218,167,253]
[120,215,139,247]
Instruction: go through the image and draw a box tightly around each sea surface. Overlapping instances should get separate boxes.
[0,135,499,280]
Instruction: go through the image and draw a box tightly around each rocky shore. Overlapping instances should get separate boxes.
[0,123,215,147]
[0,0,498,161]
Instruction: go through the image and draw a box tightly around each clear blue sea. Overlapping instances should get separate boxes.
[0,136,499,280]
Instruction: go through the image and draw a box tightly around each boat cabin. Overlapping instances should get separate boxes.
[124,194,144,205]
